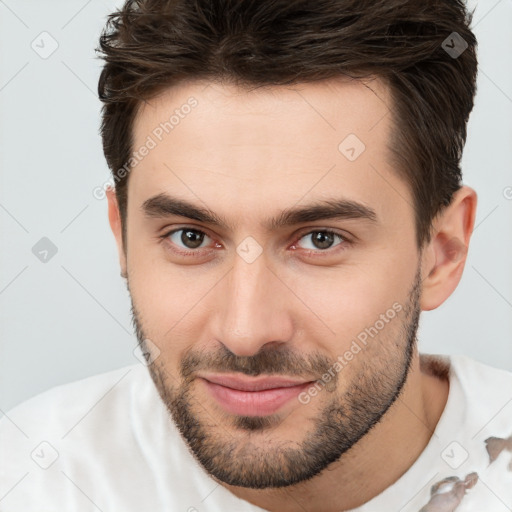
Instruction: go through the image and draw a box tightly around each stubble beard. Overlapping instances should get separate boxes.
[129,267,422,489]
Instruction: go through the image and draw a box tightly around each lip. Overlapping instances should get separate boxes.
[198,373,315,416]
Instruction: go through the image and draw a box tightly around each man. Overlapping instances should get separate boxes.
[1,0,511,511]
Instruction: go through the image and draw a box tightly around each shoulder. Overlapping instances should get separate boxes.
[0,363,153,468]
[0,363,169,508]
[0,365,261,511]
[1,364,147,437]
[420,352,512,435]
[422,352,512,456]
[421,352,512,391]
[447,353,512,399]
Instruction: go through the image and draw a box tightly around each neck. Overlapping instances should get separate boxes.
[219,350,450,512]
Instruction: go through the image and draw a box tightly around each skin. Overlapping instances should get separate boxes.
[107,76,477,511]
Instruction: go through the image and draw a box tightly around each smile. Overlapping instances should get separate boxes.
[198,374,315,416]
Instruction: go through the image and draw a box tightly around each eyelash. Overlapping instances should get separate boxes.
[159,227,351,258]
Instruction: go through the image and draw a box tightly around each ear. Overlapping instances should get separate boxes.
[420,185,477,311]
[106,186,128,279]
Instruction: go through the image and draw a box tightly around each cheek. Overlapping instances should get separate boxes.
[287,256,415,351]
[127,213,418,363]
[128,241,218,355]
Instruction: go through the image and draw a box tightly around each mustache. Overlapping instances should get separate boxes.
[132,297,340,387]
[178,343,337,382]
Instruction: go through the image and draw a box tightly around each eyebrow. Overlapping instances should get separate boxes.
[142,193,378,231]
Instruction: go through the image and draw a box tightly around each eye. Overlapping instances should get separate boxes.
[165,228,213,252]
[294,229,346,251]
[160,226,350,259]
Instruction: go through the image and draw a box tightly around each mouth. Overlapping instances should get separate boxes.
[198,373,315,416]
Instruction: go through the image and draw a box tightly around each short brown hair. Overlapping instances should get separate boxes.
[97,0,478,249]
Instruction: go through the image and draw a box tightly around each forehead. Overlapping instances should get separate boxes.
[133,76,392,149]
[128,77,412,231]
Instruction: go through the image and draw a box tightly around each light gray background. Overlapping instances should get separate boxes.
[1,0,511,413]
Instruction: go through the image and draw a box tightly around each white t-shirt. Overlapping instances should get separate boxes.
[1,353,512,512]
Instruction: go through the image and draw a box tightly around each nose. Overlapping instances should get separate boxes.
[211,251,294,357]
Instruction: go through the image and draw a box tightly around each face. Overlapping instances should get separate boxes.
[122,77,424,488]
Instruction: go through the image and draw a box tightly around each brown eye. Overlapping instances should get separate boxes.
[167,228,211,250]
[297,230,345,251]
